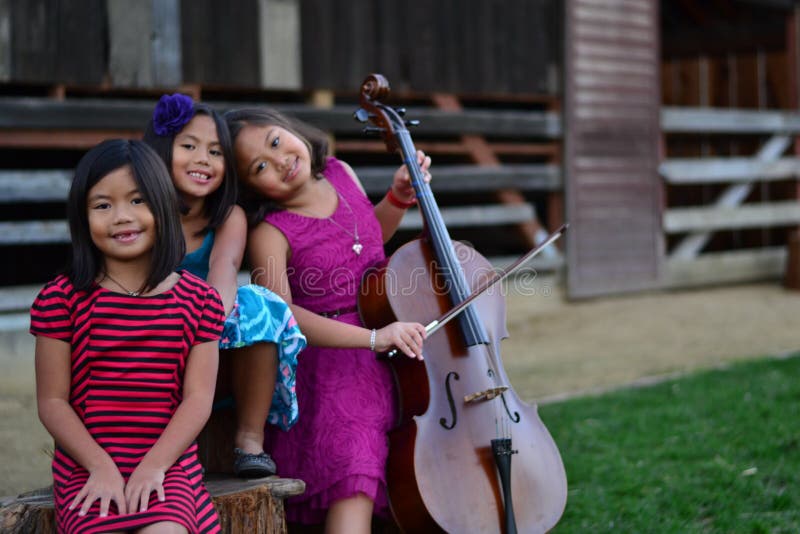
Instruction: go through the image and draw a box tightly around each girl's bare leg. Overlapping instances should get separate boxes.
[231,342,278,454]
[137,521,188,534]
[325,494,373,534]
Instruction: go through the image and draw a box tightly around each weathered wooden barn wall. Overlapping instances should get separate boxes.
[300,0,561,94]
[9,0,106,85]
[0,0,560,94]
[0,0,9,81]
[564,0,662,298]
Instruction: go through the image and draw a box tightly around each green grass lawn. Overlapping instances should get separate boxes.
[540,354,800,533]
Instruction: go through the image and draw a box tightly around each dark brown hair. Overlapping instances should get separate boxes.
[66,139,185,292]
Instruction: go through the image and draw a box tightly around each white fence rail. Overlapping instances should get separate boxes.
[660,107,800,288]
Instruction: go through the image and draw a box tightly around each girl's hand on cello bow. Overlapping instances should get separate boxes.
[374,322,427,360]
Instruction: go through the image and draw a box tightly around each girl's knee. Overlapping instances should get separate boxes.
[136,521,188,534]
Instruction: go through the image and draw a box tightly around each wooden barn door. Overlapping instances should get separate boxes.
[564,0,663,298]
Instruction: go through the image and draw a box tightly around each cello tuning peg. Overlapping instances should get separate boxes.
[405,120,420,127]
[395,107,407,116]
[353,108,371,123]
[363,126,384,136]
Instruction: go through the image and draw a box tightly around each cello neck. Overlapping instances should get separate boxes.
[359,73,489,346]
[394,129,490,346]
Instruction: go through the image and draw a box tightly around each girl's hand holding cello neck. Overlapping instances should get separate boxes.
[389,149,431,207]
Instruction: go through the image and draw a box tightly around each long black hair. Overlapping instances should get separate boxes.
[66,139,185,292]
[144,102,238,235]
[224,107,330,226]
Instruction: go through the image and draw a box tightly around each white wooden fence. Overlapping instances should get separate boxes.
[660,106,800,288]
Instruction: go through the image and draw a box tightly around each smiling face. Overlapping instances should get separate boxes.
[87,165,156,265]
[233,124,313,204]
[170,114,225,204]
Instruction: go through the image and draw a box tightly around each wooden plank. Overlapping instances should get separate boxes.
[664,200,800,233]
[662,247,786,289]
[0,97,154,129]
[0,284,39,313]
[397,204,535,231]
[355,164,561,194]
[335,140,559,158]
[258,0,301,89]
[0,129,142,149]
[150,0,182,86]
[662,106,800,133]
[0,170,71,201]
[660,157,800,184]
[0,313,28,332]
[0,98,562,138]
[0,164,560,203]
[0,221,69,244]
[107,0,154,87]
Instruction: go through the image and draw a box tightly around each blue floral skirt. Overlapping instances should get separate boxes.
[219,284,306,431]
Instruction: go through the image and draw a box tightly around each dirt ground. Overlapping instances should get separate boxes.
[3,276,800,498]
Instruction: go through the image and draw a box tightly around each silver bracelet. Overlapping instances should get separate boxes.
[369,328,377,351]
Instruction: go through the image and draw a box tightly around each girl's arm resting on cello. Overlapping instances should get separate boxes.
[35,335,128,517]
[248,222,426,359]
[207,204,247,315]
[123,340,218,513]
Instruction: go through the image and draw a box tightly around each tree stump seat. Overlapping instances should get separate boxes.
[0,475,305,534]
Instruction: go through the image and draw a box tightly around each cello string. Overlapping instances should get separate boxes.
[409,157,496,359]
[399,115,505,396]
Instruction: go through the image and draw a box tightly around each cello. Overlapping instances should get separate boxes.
[356,74,568,533]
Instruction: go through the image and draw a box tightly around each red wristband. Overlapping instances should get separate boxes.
[386,187,416,209]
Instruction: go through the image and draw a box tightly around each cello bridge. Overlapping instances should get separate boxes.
[464,386,508,404]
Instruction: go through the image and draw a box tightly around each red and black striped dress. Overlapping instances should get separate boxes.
[30,271,226,534]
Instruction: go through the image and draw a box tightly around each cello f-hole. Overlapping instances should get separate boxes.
[501,394,521,423]
[489,368,521,423]
[439,371,460,430]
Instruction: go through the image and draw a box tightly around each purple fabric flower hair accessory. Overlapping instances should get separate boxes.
[152,93,196,136]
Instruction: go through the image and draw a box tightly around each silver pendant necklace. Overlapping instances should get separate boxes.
[327,191,362,255]
[294,186,363,255]
[102,272,141,296]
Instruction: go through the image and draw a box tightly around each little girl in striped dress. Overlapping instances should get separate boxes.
[31,139,225,533]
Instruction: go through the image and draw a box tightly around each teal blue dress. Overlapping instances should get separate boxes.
[179,231,306,431]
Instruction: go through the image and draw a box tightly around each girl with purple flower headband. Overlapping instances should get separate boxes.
[144,94,306,478]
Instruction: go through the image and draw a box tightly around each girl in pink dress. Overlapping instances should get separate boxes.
[30,139,225,533]
[225,107,431,532]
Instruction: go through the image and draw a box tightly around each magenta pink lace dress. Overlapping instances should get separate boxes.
[264,157,396,524]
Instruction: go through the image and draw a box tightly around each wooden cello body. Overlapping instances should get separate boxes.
[357,74,567,533]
